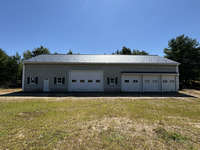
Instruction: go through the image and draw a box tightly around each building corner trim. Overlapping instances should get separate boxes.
[22,64,25,92]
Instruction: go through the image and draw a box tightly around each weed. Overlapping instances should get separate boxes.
[100,129,125,143]
[154,127,188,142]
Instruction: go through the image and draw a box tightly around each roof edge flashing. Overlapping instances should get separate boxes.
[22,61,180,65]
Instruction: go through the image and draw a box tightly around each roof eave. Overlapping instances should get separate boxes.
[22,61,180,65]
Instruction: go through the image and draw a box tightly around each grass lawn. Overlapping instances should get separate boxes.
[0,89,200,149]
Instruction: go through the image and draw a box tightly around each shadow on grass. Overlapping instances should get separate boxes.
[0,90,196,98]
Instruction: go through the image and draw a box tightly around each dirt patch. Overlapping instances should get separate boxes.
[188,122,200,129]
[68,117,199,149]
[180,89,200,98]
[81,117,157,137]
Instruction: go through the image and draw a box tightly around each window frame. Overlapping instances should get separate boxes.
[133,80,138,83]
[80,80,85,83]
[153,80,157,83]
[163,80,168,83]
[57,77,62,84]
[88,80,93,83]
[125,80,129,83]
[72,80,77,83]
[96,80,100,83]
[30,77,36,84]
[110,77,115,84]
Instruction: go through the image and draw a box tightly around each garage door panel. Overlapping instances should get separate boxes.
[122,75,140,92]
[69,70,103,92]
[143,75,159,92]
[162,76,175,92]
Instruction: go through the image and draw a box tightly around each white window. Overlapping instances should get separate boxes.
[110,77,115,84]
[163,80,168,83]
[57,77,62,84]
[170,80,174,83]
[30,77,36,84]
[145,80,150,83]
[153,80,157,83]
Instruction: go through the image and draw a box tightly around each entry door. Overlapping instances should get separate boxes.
[43,77,49,92]
[143,75,159,92]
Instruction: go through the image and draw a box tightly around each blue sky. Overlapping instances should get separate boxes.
[0,0,200,57]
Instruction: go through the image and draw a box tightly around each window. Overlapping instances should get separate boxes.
[153,80,157,83]
[72,80,77,83]
[54,77,65,84]
[107,77,117,84]
[30,77,36,84]
[88,80,93,83]
[170,80,174,83]
[96,80,100,83]
[163,80,167,83]
[145,80,149,83]
[57,78,62,84]
[80,80,85,83]
[133,80,138,83]
[125,80,129,83]
[110,77,115,84]
[27,77,38,84]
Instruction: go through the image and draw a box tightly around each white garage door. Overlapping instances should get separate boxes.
[122,75,140,92]
[69,70,103,92]
[143,75,159,92]
[162,76,176,92]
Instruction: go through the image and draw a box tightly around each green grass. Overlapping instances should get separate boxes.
[0,89,200,149]
[155,127,188,142]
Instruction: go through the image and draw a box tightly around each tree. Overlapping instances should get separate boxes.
[67,49,73,55]
[115,47,131,55]
[32,45,50,57]
[164,34,200,83]
[7,53,22,85]
[0,49,9,83]
[132,49,149,55]
[23,46,50,60]
[23,50,32,60]
[116,50,120,54]
[120,47,132,55]
[0,49,22,86]
[115,47,149,55]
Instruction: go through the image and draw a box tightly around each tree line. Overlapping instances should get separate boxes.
[0,34,199,87]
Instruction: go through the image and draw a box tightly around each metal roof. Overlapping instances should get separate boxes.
[23,54,179,65]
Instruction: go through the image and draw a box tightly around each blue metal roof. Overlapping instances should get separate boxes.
[23,54,179,65]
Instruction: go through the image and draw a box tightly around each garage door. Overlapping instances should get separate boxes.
[69,70,103,92]
[162,76,176,92]
[122,75,140,92]
[143,75,159,92]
